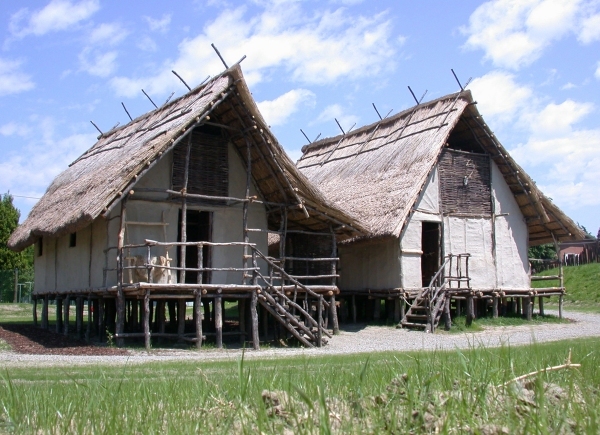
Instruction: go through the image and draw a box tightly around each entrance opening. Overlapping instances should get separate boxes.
[421,222,441,287]
[177,210,211,284]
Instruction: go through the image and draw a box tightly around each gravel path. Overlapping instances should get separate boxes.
[2,310,599,368]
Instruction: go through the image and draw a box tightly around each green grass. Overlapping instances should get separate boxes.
[443,312,569,334]
[533,262,600,313]
[0,302,58,325]
[1,338,598,434]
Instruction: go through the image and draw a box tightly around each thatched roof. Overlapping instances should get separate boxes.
[297,90,584,246]
[9,65,366,251]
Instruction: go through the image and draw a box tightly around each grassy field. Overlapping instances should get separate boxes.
[533,262,600,313]
[1,338,598,434]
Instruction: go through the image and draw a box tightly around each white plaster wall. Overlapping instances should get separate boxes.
[413,167,440,216]
[400,220,423,289]
[444,217,495,289]
[491,163,529,289]
[338,238,401,290]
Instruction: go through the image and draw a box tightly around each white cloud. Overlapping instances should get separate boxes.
[79,49,118,77]
[468,71,532,124]
[462,0,582,69]
[0,122,31,137]
[111,3,400,97]
[89,22,128,46]
[257,89,315,127]
[9,0,99,38]
[137,35,158,52]
[578,13,600,43]
[596,61,600,79]
[531,100,593,137]
[0,58,35,96]
[313,104,359,132]
[561,82,576,90]
[144,14,172,33]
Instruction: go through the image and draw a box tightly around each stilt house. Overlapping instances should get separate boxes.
[7,65,366,349]
[297,90,584,331]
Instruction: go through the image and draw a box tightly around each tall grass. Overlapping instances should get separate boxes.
[1,338,598,434]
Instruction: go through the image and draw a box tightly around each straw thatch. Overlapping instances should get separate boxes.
[297,90,584,245]
[8,65,366,252]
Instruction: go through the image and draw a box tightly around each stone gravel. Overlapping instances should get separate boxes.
[2,310,599,368]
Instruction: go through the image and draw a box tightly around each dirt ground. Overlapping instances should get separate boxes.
[0,324,128,356]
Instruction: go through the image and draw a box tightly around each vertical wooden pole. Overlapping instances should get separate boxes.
[492,295,499,318]
[157,300,165,334]
[242,137,252,284]
[444,297,451,331]
[86,295,92,341]
[92,298,99,335]
[317,296,323,347]
[42,295,49,329]
[180,134,193,285]
[524,296,532,320]
[251,289,259,350]
[400,297,406,321]
[466,294,473,326]
[177,299,186,338]
[56,297,63,334]
[33,297,38,327]
[215,291,223,349]
[116,202,127,347]
[98,297,105,341]
[516,298,522,315]
[330,295,339,334]
[393,298,401,323]
[538,296,545,316]
[143,290,150,350]
[76,296,83,338]
[558,294,563,319]
[194,291,202,348]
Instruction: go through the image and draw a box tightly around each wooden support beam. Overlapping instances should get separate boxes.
[195,291,202,349]
[538,296,545,316]
[492,295,499,318]
[56,297,63,334]
[466,295,473,326]
[559,295,563,319]
[215,293,223,349]
[330,295,339,335]
[116,201,127,347]
[42,295,49,329]
[144,290,151,349]
[32,297,38,327]
[76,296,83,338]
[86,295,92,341]
[251,289,259,350]
[98,297,105,341]
[177,299,186,338]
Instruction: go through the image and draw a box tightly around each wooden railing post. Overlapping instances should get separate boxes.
[317,296,323,347]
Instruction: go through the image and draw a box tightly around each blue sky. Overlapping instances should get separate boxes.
[1,0,599,235]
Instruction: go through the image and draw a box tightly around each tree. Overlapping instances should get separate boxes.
[0,193,33,270]
[528,243,556,260]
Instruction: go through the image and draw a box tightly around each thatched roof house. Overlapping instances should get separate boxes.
[297,90,583,314]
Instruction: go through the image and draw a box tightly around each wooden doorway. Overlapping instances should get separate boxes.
[178,210,211,284]
[421,222,441,287]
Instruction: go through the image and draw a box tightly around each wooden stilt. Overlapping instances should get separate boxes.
[444,297,452,331]
[149,300,154,331]
[168,301,176,329]
[524,296,533,321]
[317,296,323,347]
[42,295,49,329]
[143,290,151,350]
[558,294,563,319]
[116,202,127,347]
[400,297,406,320]
[98,297,105,341]
[492,295,499,318]
[93,298,99,335]
[194,291,202,349]
[76,296,83,338]
[538,296,545,316]
[251,289,259,350]
[177,299,186,338]
[56,297,63,334]
[85,295,92,341]
[215,292,223,349]
[157,300,165,334]
[33,297,38,327]
[330,295,339,334]
[239,299,246,344]
[516,298,522,315]
[466,294,474,326]
[351,295,357,323]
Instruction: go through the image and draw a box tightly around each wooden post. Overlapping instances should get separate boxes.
[239,299,246,344]
[180,134,193,285]
[98,297,105,341]
[215,291,223,349]
[92,298,99,335]
[466,294,473,326]
[317,296,323,347]
[178,299,186,338]
[538,296,545,316]
[330,295,339,334]
[558,294,563,319]
[32,297,38,327]
[492,295,499,318]
[85,295,92,341]
[56,297,63,334]
[42,295,49,329]
[76,296,83,338]
[116,203,127,347]
[525,296,533,320]
[242,136,252,284]
[516,297,522,315]
[251,289,259,350]
[351,295,357,323]
[444,297,451,331]
[194,291,202,349]
[157,300,165,334]
[143,290,151,350]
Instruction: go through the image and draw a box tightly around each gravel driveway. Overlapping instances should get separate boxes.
[2,310,599,368]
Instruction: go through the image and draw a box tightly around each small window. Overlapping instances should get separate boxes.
[69,232,77,248]
[37,238,43,256]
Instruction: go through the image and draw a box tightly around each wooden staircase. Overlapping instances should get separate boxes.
[252,249,332,347]
[400,254,471,333]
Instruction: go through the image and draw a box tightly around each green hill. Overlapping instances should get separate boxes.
[533,262,600,310]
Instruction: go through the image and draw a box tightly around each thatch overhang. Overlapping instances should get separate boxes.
[8,65,366,252]
[297,90,583,246]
